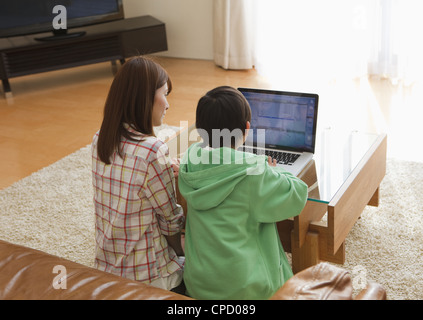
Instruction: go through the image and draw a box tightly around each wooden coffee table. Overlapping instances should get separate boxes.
[277,129,387,273]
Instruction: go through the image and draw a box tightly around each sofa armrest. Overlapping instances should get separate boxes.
[270,262,387,300]
[0,240,191,300]
[354,282,387,300]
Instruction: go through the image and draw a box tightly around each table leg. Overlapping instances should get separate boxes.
[291,230,320,274]
[367,187,380,207]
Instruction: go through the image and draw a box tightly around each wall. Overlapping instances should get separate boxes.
[123,0,214,60]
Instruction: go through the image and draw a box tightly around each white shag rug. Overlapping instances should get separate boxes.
[0,138,422,300]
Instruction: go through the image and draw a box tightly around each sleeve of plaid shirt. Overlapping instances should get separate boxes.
[143,141,185,236]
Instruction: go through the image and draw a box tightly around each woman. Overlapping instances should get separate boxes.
[91,56,185,291]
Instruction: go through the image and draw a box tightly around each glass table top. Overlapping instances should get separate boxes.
[305,128,380,204]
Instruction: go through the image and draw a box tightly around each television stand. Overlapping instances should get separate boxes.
[0,15,168,98]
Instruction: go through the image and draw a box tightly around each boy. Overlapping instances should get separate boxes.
[178,86,308,299]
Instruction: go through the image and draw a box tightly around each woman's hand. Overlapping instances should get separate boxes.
[171,157,181,177]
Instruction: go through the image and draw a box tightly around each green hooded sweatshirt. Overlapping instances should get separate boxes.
[178,143,308,300]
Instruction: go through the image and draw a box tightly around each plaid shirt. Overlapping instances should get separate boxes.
[91,127,184,283]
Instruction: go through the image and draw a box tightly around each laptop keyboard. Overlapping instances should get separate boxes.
[241,147,300,165]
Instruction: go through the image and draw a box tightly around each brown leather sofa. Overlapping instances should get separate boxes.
[0,239,386,300]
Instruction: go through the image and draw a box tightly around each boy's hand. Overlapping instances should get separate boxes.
[268,156,277,167]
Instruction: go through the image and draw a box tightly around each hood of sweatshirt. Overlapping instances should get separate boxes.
[178,143,267,211]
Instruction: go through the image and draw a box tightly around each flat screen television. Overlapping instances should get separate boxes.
[0,0,124,40]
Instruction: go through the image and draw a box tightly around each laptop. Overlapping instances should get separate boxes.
[238,87,319,176]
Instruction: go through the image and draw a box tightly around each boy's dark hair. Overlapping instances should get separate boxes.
[196,86,252,148]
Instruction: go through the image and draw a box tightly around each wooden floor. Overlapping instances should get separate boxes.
[1,57,422,190]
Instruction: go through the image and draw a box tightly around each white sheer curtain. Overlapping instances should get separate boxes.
[214,0,423,84]
[368,0,423,84]
[253,0,376,90]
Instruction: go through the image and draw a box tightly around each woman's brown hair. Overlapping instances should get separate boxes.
[97,56,172,164]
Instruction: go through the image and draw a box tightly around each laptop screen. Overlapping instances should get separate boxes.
[239,88,318,153]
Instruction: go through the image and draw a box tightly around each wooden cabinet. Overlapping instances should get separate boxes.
[0,15,168,96]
